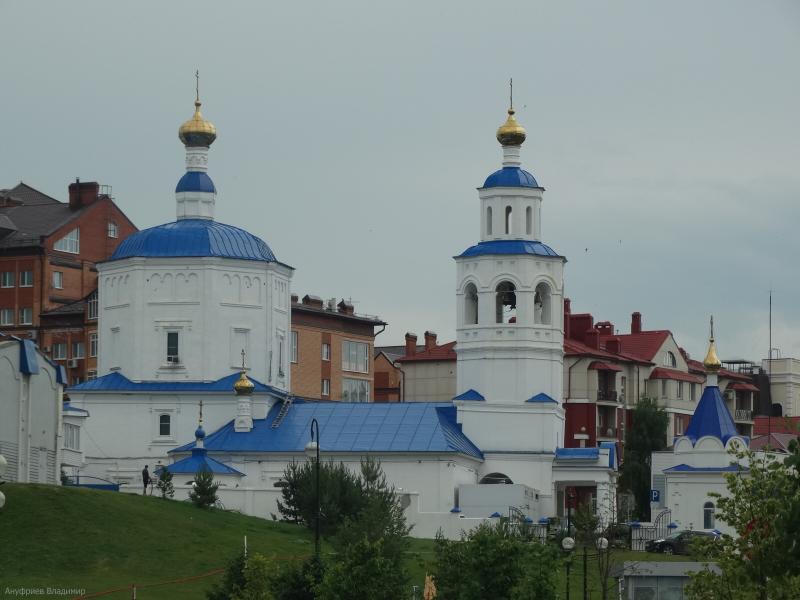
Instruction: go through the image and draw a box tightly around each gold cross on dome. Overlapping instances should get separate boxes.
[195,70,200,102]
[199,399,203,424]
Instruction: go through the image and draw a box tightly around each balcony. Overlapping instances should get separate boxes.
[597,390,618,403]
[735,409,752,422]
[597,426,618,439]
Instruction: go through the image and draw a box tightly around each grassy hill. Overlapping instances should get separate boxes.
[0,483,680,599]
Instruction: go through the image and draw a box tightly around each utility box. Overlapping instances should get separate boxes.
[458,484,538,518]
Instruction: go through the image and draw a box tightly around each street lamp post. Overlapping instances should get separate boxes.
[0,453,7,509]
[561,535,575,600]
[305,418,321,559]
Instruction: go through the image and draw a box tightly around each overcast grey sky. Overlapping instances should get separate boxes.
[2,1,798,361]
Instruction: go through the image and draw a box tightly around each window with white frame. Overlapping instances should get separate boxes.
[89,332,98,357]
[342,378,370,402]
[52,271,64,289]
[664,351,677,368]
[87,292,98,320]
[342,341,369,373]
[108,222,118,238]
[677,381,683,399]
[661,379,668,398]
[87,370,97,380]
[64,423,80,450]
[0,308,13,325]
[53,228,80,253]
[19,271,33,287]
[322,378,330,396]
[19,307,32,325]
[322,342,331,361]
[703,502,715,529]
[1,272,13,288]
[159,414,171,437]
[72,341,85,359]
[691,383,697,402]
[52,342,67,360]
[291,331,298,363]
[166,331,180,363]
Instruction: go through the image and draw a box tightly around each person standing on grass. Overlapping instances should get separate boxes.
[142,465,150,495]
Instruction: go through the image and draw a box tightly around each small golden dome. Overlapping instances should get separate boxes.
[703,338,722,372]
[233,370,255,395]
[179,100,217,147]
[496,108,526,147]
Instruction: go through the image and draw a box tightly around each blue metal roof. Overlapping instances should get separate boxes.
[482,167,539,189]
[69,371,283,394]
[453,389,485,401]
[683,386,740,445]
[163,447,244,476]
[664,463,746,473]
[175,171,216,194]
[172,402,484,460]
[457,240,562,259]
[527,392,557,403]
[109,219,277,263]
[63,402,89,416]
[19,339,40,374]
[599,441,616,469]
[555,447,599,460]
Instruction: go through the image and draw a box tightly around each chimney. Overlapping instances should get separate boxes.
[564,298,571,339]
[290,294,298,304]
[337,299,354,315]
[606,337,621,355]
[631,312,642,334]
[68,179,100,210]
[595,321,614,335]
[585,329,600,350]
[405,332,418,357]
[301,294,324,309]
[424,330,437,351]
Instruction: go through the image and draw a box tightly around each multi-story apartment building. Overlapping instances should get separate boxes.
[290,294,386,401]
[0,181,136,385]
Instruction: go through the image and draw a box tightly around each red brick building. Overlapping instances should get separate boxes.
[290,294,386,401]
[0,181,137,384]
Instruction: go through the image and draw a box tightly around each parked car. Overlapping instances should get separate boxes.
[645,530,719,555]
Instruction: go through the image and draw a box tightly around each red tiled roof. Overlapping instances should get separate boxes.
[753,416,800,436]
[750,432,798,452]
[564,338,649,364]
[588,361,623,372]
[727,382,759,392]
[598,330,671,362]
[397,341,457,363]
[648,367,704,384]
[686,358,706,374]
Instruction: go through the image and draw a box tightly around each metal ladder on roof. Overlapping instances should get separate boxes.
[271,398,293,429]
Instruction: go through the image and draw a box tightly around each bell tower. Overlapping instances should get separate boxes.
[454,90,566,452]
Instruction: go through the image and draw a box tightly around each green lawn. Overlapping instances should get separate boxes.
[0,484,679,599]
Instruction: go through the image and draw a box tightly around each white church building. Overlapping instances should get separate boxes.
[70,93,617,537]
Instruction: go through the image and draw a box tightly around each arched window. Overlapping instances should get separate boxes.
[486,207,493,236]
[526,206,532,235]
[505,206,512,234]
[534,282,552,325]
[664,351,677,368]
[159,414,171,437]
[480,472,514,484]
[703,502,715,529]
[496,281,516,324]
[464,283,478,325]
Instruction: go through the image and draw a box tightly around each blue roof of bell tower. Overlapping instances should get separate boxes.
[683,385,740,445]
[176,171,216,194]
[482,167,539,189]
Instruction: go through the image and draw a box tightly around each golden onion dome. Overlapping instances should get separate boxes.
[703,338,722,373]
[179,100,217,147]
[233,370,255,395]
[496,108,526,147]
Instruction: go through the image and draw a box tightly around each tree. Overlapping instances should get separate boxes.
[316,538,407,600]
[433,521,558,600]
[686,442,800,600]
[206,551,247,600]
[189,469,219,509]
[156,468,174,499]
[619,397,669,520]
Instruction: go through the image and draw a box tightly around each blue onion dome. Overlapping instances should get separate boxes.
[195,425,206,440]
[483,167,539,188]
[110,219,277,262]
[179,100,217,147]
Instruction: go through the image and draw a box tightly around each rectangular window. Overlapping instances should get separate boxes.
[108,222,118,238]
[0,308,13,325]
[52,271,64,289]
[291,331,298,363]
[691,383,697,402]
[159,414,171,437]
[677,381,683,399]
[89,332,98,357]
[322,342,331,361]
[166,332,179,363]
[322,378,330,396]
[53,228,80,254]
[661,379,668,398]
[87,370,97,380]
[0,272,13,288]
[342,341,369,373]
[53,342,67,360]
[72,341,85,359]
[87,292,98,320]
[19,307,33,325]
[64,423,80,450]
[19,271,33,287]
[72,376,82,386]
[342,377,370,402]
